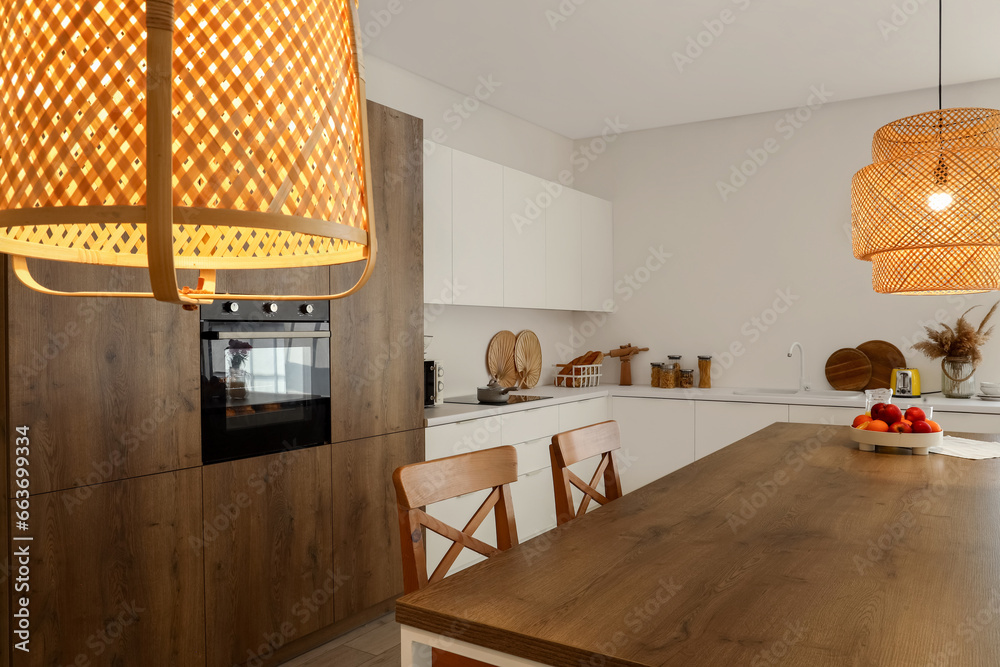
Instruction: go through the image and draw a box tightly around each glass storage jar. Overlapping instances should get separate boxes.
[679,369,695,388]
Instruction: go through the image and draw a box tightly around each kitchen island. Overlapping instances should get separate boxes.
[399,422,1000,666]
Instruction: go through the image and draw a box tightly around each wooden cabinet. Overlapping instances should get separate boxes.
[545,186,582,310]
[330,101,424,443]
[203,446,334,667]
[6,263,201,495]
[695,402,789,460]
[331,429,424,621]
[424,143,453,305]
[452,151,504,307]
[581,193,614,312]
[503,167,547,309]
[18,469,205,667]
[612,397,696,491]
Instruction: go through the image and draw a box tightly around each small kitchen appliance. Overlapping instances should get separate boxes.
[424,360,444,407]
[891,367,921,398]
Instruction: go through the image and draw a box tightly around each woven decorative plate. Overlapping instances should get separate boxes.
[487,330,519,387]
[514,330,542,389]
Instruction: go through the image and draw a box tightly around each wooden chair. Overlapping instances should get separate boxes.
[393,446,520,667]
[549,420,624,526]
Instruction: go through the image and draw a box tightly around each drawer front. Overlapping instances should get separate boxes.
[512,468,557,540]
[501,406,559,446]
[425,415,502,461]
[558,397,610,432]
[514,437,552,476]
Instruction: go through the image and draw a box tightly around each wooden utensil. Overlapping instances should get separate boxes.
[856,340,906,390]
[486,330,519,387]
[824,348,872,391]
[514,330,542,389]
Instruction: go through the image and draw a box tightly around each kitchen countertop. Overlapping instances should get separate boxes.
[425,384,1000,427]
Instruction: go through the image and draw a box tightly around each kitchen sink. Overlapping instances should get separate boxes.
[732,388,862,401]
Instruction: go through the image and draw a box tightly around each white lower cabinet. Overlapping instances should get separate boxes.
[788,405,861,426]
[934,411,1000,434]
[511,467,557,539]
[558,396,610,432]
[694,402,789,460]
[612,397,696,491]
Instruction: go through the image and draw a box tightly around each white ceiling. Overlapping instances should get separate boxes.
[358,0,1000,139]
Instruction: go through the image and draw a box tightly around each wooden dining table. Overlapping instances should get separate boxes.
[396,422,1000,666]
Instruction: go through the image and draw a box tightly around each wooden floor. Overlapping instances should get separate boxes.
[280,613,401,666]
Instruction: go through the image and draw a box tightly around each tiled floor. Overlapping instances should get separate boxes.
[280,613,400,667]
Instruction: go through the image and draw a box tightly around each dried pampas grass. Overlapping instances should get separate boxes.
[913,301,999,365]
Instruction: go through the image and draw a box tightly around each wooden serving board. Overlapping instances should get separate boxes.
[825,348,872,391]
[857,340,906,390]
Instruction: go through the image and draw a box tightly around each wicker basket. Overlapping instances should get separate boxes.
[554,364,602,388]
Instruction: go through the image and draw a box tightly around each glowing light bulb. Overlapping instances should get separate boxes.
[928,192,953,211]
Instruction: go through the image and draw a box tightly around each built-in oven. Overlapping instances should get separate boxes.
[200,300,331,464]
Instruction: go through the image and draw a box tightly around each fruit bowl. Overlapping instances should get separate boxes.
[849,427,943,455]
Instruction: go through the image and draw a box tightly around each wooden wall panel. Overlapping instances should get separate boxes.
[17,468,205,666]
[6,264,201,495]
[332,428,424,621]
[203,445,334,667]
[215,265,330,299]
[330,102,424,443]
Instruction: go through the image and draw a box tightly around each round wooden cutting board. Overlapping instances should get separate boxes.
[487,330,519,387]
[856,340,907,390]
[514,330,542,389]
[824,348,873,391]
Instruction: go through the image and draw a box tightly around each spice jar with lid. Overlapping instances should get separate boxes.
[698,356,712,388]
[650,363,663,387]
[679,369,695,388]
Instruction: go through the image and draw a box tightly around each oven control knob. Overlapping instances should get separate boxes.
[300,303,315,315]
[223,301,239,313]
[263,302,278,314]
[437,366,444,377]
[437,380,444,392]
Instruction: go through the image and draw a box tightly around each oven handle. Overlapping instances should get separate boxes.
[201,331,332,340]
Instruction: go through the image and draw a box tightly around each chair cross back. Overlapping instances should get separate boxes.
[392,446,520,594]
[550,420,624,526]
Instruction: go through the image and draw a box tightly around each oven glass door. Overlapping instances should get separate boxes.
[201,323,331,464]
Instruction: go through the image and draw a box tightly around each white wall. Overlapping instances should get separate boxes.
[571,79,1000,393]
[365,56,582,394]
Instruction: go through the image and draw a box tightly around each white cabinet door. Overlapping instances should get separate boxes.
[511,467,557,540]
[558,397,611,433]
[581,193,614,312]
[545,186,582,310]
[933,411,1000,435]
[788,405,861,426]
[611,397,696,492]
[695,402,789,459]
[423,143,453,304]
[452,152,503,307]
[425,415,503,461]
[503,168,547,309]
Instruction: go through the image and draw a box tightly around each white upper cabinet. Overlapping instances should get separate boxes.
[545,185,582,310]
[452,151,504,307]
[423,143,612,311]
[581,193,614,312]
[423,144,453,305]
[502,168,547,309]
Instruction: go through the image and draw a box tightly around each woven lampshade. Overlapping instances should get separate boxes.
[0,0,375,305]
[852,108,1000,295]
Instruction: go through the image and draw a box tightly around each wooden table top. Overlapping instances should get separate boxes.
[395,423,1000,667]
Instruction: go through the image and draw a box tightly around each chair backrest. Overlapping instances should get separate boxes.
[549,420,624,526]
[393,446,519,594]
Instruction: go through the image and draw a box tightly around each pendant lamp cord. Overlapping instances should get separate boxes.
[938,0,943,111]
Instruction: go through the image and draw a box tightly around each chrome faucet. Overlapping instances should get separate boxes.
[787,342,811,392]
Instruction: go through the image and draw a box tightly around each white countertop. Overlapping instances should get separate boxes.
[425,384,1000,427]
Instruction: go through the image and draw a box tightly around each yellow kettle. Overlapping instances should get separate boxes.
[890,368,921,398]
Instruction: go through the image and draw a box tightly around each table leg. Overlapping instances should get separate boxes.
[399,624,549,666]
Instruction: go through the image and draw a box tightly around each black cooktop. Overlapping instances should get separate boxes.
[444,395,552,406]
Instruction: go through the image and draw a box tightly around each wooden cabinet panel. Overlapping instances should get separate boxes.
[332,428,423,621]
[581,193,614,312]
[452,152,504,307]
[545,186,582,310]
[203,446,334,667]
[502,167,547,309]
[694,402,789,459]
[612,397,696,491]
[424,143,453,305]
[330,101,424,443]
[17,469,205,667]
[6,263,201,495]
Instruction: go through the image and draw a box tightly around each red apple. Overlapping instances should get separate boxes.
[890,421,912,433]
[881,404,903,425]
[912,420,933,434]
[871,403,887,421]
[904,407,926,423]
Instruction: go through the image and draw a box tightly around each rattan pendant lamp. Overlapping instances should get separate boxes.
[851,0,1000,295]
[0,0,376,306]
